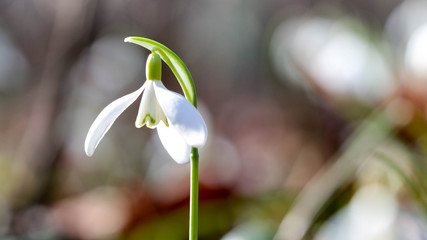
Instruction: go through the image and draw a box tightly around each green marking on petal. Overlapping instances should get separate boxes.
[140,114,169,129]
[142,114,153,125]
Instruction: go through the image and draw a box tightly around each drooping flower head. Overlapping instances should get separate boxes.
[84,38,207,164]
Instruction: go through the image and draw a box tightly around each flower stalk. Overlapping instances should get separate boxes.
[190,147,199,240]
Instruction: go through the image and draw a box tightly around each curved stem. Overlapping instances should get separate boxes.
[190,147,199,240]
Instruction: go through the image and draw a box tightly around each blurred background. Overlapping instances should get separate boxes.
[1,0,427,239]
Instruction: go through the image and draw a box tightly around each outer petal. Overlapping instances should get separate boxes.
[84,84,145,156]
[157,124,191,164]
[153,81,208,147]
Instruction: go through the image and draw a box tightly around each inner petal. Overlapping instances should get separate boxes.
[135,81,168,129]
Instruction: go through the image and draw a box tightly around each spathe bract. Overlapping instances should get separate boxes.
[124,37,197,107]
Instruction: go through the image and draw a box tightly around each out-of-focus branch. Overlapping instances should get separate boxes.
[12,0,97,207]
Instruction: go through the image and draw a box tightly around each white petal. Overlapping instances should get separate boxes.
[135,80,167,129]
[157,124,191,164]
[153,81,208,147]
[84,83,145,156]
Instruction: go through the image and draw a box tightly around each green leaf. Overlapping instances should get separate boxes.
[124,37,197,107]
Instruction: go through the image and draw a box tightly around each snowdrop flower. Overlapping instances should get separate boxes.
[84,52,207,164]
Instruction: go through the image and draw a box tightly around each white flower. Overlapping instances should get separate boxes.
[84,53,208,164]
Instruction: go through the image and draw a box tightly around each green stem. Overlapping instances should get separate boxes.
[190,147,199,240]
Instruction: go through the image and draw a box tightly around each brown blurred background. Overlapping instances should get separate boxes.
[1,0,427,239]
